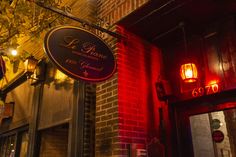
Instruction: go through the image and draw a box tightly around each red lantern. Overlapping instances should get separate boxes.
[180,63,198,83]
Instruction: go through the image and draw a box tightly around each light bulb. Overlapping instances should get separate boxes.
[11,50,18,56]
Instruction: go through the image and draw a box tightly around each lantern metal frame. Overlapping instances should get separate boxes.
[24,56,38,74]
[24,57,46,85]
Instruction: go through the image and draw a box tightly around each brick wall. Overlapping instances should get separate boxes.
[95,75,118,157]
[69,0,97,25]
[95,25,164,157]
[97,0,150,25]
[95,0,157,157]
[117,26,164,156]
[84,83,96,157]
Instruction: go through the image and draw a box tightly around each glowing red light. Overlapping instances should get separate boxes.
[180,63,198,83]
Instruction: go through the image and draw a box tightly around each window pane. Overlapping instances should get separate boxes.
[2,135,16,157]
[190,109,236,157]
[19,132,29,157]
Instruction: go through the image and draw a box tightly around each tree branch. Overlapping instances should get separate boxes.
[0,31,19,45]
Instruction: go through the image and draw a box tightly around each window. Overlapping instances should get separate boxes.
[0,134,16,157]
[0,127,28,157]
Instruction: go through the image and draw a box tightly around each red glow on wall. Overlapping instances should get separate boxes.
[207,80,219,86]
[116,26,171,155]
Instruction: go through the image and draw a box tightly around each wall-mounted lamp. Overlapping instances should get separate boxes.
[0,56,46,96]
[24,56,38,73]
[24,56,46,85]
[179,23,198,83]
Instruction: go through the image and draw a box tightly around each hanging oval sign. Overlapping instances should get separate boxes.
[44,26,116,82]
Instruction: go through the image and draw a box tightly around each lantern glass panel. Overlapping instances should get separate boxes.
[24,57,38,73]
[180,63,198,83]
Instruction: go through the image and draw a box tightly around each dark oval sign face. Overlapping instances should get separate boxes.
[44,26,116,82]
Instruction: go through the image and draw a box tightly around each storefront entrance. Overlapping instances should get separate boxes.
[174,90,236,157]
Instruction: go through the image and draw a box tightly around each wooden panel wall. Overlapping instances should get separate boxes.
[5,81,34,126]
[38,78,73,129]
